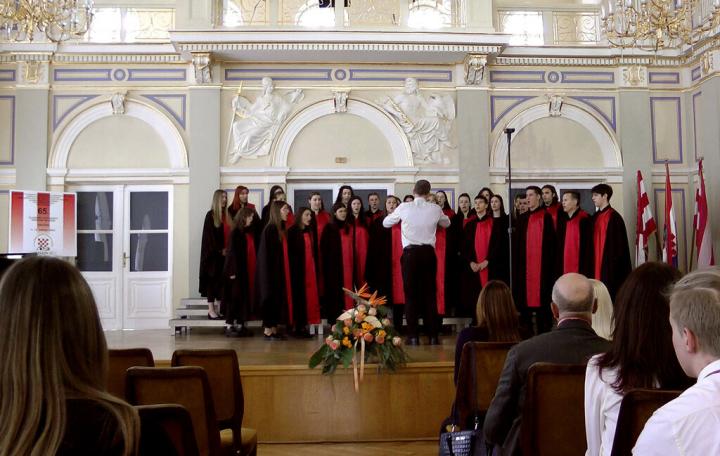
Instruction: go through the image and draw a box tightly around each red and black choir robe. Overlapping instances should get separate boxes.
[364,217,405,308]
[460,213,507,313]
[256,223,293,328]
[223,225,257,324]
[312,210,331,296]
[513,207,558,316]
[452,209,478,317]
[260,203,294,230]
[288,225,322,327]
[435,226,448,315]
[199,211,229,302]
[365,209,384,226]
[228,202,261,238]
[589,205,632,300]
[352,217,369,287]
[491,215,511,285]
[545,202,561,229]
[443,207,457,219]
[320,220,355,318]
[556,209,591,275]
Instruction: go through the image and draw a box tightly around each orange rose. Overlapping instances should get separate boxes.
[363,332,374,343]
[376,335,385,344]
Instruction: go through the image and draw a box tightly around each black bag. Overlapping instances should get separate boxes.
[439,347,493,456]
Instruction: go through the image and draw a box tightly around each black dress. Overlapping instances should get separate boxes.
[223,225,255,325]
[256,223,291,328]
[199,211,225,302]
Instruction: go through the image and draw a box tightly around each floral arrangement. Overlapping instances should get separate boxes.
[309,284,409,390]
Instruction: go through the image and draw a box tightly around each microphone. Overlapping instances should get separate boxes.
[505,128,515,134]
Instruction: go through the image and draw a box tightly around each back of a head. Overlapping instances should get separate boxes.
[670,267,720,360]
[0,257,137,455]
[598,262,686,392]
[589,279,613,340]
[551,273,594,316]
[477,280,521,342]
[413,179,431,196]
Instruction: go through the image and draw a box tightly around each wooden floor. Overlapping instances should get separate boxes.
[104,328,458,365]
[257,441,437,455]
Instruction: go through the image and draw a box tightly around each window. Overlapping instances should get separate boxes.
[407,0,457,29]
[498,10,544,46]
[85,8,174,43]
[295,0,340,27]
[221,0,267,26]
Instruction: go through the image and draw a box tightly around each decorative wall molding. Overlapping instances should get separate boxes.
[349,68,453,83]
[49,99,188,181]
[0,95,15,165]
[141,94,187,129]
[0,168,16,186]
[490,103,622,170]
[692,91,702,162]
[225,68,333,82]
[569,96,616,131]
[0,69,16,83]
[46,167,190,185]
[649,96,683,164]
[52,67,186,83]
[219,166,458,185]
[489,167,624,184]
[490,95,536,130]
[271,98,414,169]
[52,95,100,130]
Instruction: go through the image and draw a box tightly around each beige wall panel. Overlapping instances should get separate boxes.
[67,115,170,169]
[0,193,7,252]
[173,184,189,310]
[650,97,683,164]
[0,95,14,165]
[509,116,603,169]
[288,113,394,168]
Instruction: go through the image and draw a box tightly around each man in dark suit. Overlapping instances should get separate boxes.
[483,273,610,456]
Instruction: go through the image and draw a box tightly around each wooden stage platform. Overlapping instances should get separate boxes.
[105,329,456,444]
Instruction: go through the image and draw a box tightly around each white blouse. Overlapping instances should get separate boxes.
[584,354,624,456]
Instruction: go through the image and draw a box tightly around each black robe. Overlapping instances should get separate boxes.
[223,225,253,324]
[588,206,632,300]
[228,203,261,238]
[556,209,592,275]
[256,223,290,328]
[513,207,557,326]
[199,210,225,302]
[448,210,476,317]
[288,225,321,329]
[320,220,352,321]
[491,214,511,285]
[365,216,393,303]
[460,214,507,313]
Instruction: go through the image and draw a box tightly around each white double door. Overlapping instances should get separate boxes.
[72,185,173,330]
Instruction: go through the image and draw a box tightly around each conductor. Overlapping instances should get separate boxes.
[383,179,451,345]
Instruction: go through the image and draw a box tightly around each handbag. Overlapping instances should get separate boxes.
[439,347,491,456]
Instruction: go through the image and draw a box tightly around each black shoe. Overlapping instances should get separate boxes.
[236,327,254,337]
[208,313,222,320]
[405,337,420,346]
[271,333,288,340]
[264,333,273,340]
[428,336,440,346]
[225,327,241,338]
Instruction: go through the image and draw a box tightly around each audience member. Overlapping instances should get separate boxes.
[484,273,609,455]
[584,263,690,456]
[454,281,521,383]
[633,267,720,455]
[589,279,613,341]
[0,257,139,455]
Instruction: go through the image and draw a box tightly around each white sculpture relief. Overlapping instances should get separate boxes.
[381,77,455,164]
[333,90,349,113]
[227,77,304,163]
[620,65,647,87]
[192,53,212,84]
[547,94,564,117]
[20,60,48,85]
[464,54,487,85]
[111,92,127,115]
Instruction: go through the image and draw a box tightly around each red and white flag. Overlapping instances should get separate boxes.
[694,159,714,268]
[635,170,657,265]
[662,163,679,268]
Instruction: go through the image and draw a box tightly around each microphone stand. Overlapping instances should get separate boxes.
[505,128,515,292]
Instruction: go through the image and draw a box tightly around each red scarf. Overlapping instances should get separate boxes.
[546,203,560,228]
[594,208,613,279]
[303,232,321,324]
[526,210,545,308]
[391,223,405,304]
[314,211,330,295]
[443,207,456,218]
[222,214,231,248]
[435,227,446,314]
[563,211,588,274]
[340,226,355,309]
[353,219,369,287]
[474,215,494,286]
[281,237,294,325]
[463,214,477,228]
[246,233,256,304]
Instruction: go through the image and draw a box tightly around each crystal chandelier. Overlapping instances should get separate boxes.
[600,0,717,51]
[0,0,93,42]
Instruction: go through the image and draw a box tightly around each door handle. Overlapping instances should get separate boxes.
[122,252,129,268]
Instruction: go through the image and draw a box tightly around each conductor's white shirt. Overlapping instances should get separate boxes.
[633,359,720,456]
[383,197,450,248]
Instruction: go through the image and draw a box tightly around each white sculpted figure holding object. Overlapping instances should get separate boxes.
[381,77,455,164]
[227,77,304,162]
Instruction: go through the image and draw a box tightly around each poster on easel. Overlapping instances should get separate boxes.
[8,190,77,257]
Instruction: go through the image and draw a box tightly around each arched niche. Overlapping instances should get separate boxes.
[491,103,622,170]
[272,98,414,168]
[49,99,188,174]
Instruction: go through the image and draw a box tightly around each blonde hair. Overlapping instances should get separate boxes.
[670,267,720,358]
[211,189,227,228]
[0,257,139,456]
[590,279,614,340]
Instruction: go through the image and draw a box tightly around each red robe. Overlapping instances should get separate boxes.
[353,218,369,287]
[545,202,561,229]
[435,227,447,314]
[557,209,590,274]
[589,205,632,300]
[302,232,321,324]
[313,210,331,294]
[473,215,494,287]
[391,224,405,305]
[513,207,557,312]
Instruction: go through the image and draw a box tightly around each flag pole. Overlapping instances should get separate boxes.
[505,128,515,293]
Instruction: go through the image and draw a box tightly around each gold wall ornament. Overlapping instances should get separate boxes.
[600,0,706,51]
[621,65,648,87]
[0,0,94,42]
